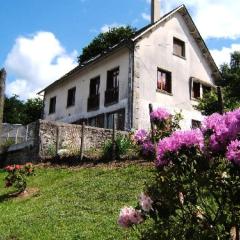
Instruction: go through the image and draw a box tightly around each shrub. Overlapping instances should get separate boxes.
[118,108,240,240]
[5,163,35,193]
[102,134,135,160]
[134,108,182,159]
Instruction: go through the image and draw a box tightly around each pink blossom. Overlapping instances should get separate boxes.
[156,129,204,167]
[118,206,143,228]
[226,140,240,166]
[201,109,240,152]
[139,193,153,212]
[150,108,171,122]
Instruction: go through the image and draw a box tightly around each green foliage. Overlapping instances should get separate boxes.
[78,26,136,64]
[197,51,240,115]
[3,95,43,125]
[0,138,15,152]
[102,134,136,160]
[0,165,153,239]
[5,163,35,193]
[195,90,220,116]
[140,151,240,240]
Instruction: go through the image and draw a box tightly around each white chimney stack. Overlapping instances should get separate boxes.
[151,0,160,24]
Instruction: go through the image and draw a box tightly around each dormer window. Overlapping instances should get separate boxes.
[173,37,185,58]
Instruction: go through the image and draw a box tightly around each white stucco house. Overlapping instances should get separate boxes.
[39,1,220,131]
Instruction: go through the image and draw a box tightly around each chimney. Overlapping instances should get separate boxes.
[151,0,160,24]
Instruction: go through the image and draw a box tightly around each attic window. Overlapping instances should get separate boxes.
[67,87,76,107]
[49,96,56,114]
[173,37,185,58]
[157,68,172,94]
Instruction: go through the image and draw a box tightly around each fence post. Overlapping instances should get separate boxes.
[112,114,116,160]
[25,125,29,142]
[149,103,155,143]
[80,122,85,161]
[217,86,224,115]
[0,68,6,145]
[15,128,19,144]
[56,127,60,155]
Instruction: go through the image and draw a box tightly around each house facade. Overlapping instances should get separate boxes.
[39,3,220,131]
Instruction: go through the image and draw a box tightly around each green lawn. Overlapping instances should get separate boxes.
[0,163,153,240]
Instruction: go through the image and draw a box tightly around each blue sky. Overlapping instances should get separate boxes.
[1,0,240,99]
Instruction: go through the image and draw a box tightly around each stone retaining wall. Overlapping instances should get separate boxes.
[0,120,127,166]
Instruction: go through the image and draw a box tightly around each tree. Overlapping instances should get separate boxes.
[0,68,6,142]
[23,97,43,124]
[3,95,43,125]
[196,51,240,115]
[78,26,136,64]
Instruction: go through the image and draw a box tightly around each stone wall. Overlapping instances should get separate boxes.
[39,120,126,160]
[0,120,127,165]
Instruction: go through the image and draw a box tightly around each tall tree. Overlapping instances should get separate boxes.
[78,26,136,64]
[3,95,43,125]
[196,51,240,115]
[0,68,6,142]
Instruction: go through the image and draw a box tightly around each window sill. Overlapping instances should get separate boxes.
[156,89,173,96]
[48,112,55,115]
[66,105,75,109]
[173,53,186,60]
[191,97,200,102]
[87,107,100,112]
[104,100,119,107]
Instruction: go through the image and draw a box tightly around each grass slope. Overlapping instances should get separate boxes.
[0,164,153,240]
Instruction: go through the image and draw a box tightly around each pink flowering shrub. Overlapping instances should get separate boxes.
[119,108,240,239]
[118,207,143,228]
[134,108,182,159]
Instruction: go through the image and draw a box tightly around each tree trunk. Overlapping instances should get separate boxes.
[0,68,6,144]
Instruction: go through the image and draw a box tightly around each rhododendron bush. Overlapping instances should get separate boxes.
[119,108,240,240]
[134,108,182,158]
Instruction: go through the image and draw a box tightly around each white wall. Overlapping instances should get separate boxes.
[43,48,130,128]
[133,12,215,130]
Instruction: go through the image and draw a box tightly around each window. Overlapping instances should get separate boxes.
[89,76,100,96]
[192,81,201,99]
[107,67,119,89]
[191,78,213,100]
[49,96,56,114]
[107,109,125,130]
[67,87,76,107]
[105,67,119,105]
[88,76,100,111]
[192,120,201,129]
[88,114,104,128]
[173,37,185,58]
[157,68,172,94]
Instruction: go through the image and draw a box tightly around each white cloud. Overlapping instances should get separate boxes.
[211,44,240,67]
[141,12,150,22]
[5,32,77,100]
[146,0,240,40]
[100,23,125,33]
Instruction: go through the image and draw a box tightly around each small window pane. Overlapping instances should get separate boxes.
[49,96,56,114]
[173,38,185,57]
[192,82,200,99]
[157,69,172,93]
[67,87,76,107]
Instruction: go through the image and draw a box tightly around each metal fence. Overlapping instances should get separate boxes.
[1,122,37,145]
